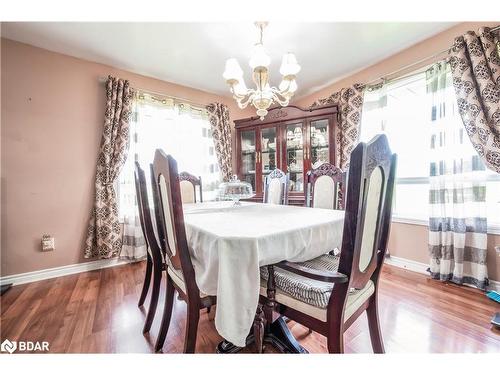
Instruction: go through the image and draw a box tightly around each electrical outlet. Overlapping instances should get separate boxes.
[41,234,55,252]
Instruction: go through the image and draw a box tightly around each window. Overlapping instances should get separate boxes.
[360,71,500,231]
[118,97,221,220]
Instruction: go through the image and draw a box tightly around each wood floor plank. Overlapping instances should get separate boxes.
[1,261,499,353]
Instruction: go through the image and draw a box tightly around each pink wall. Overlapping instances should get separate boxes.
[292,21,500,281]
[0,38,253,277]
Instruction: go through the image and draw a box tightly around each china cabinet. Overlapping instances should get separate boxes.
[234,105,338,205]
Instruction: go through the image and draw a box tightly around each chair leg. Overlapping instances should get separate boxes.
[143,262,162,333]
[184,302,200,353]
[328,333,344,354]
[366,299,385,353]
[138,255,152,307]
[154,275,176,352]
[326,321,344,354]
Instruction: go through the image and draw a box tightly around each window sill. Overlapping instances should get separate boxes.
[392,216,500,235]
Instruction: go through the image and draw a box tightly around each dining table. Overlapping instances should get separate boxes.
[182,200,345,352]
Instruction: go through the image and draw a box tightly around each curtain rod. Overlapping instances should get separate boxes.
[97,76,209,109]
[364,24,500,87]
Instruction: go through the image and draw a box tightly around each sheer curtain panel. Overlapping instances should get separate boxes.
[427,62,489,290]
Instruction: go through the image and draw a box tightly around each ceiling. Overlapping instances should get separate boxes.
[1,22,457,99]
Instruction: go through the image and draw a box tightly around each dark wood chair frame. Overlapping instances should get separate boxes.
[258,134,397,353]
[263,168,289,205]
[152,150,216,353]
[305,162,346,210]
[179,171,203,203]
[135,162,166,338]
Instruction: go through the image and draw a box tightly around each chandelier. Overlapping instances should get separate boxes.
[223,22,301,120]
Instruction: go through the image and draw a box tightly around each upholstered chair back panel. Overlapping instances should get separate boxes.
[359,166,384,272]
[312,175,336,210]
[263,168,288,205]
[159,174,178,258]
[180,180,195,204]
[267,178,283,205]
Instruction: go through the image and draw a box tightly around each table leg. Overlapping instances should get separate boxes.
[215,317,308,354]
[263,317,308,354]
[253,305,265,353]
[263,265,276,334]
[215,334,255,354]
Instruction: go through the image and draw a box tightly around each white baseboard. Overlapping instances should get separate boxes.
[384,255,429,275]
[384,255,500,292]
[0,258,142,287]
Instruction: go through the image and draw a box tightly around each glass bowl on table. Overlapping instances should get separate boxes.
[217,175,255,206]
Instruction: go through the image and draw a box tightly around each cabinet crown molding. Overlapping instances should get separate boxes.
[234,105,338,128]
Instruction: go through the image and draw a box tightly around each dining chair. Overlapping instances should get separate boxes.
[259,134,397,353]
[305,162,345,210]
[179,171,203,204]
[263,168,289,205]
[152,150,217,353]
[134,162,166,335]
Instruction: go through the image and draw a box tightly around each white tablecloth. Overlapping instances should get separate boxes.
[183,201,345,347]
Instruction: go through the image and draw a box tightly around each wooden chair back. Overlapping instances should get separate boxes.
[134,162,163,266]
[152,150,199,297]
[150,164,165,257]
[179,172,203,204]
[263,168,289,205]
[305,162,345,209]
[338,134,397,290]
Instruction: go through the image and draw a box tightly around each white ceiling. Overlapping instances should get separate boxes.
[1,22,456,99]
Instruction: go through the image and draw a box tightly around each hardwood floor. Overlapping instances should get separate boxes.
[1,261,499,353]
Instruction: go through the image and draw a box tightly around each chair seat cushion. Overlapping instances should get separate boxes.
[260,254,341,309]
[260,254,375,322]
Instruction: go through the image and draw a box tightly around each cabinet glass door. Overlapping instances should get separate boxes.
[285,123,304,192]
[261,127,277,178]
[310,119,330,169]
[240,130,256,191]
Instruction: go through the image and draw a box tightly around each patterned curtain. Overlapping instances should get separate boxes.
[448,26,500,174]
[311,84,365,169]
[84,76,133,259]
[427,62,489,290]
[206,103,233,181]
